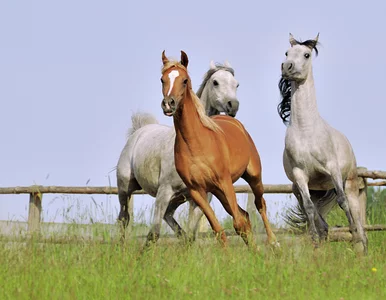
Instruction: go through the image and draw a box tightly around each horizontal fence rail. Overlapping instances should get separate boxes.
[1,169,385,196]
[0,168,385,238]
[0,182,385,196]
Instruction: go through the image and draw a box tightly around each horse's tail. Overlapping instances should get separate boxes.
[127,112,159,138]
[316,189,338,219]
[283,189,337,232]
[283,202,307,232]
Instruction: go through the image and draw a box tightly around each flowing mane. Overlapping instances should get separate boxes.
[162,60,222,133]
[277,77,292,125]
[196,63,235,98]
[188,89,222,133]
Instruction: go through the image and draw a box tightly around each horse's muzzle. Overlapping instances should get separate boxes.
[161,98,176,116]
[226,100,239,117]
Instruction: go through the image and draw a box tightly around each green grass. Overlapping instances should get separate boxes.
[0,231,385,300]
[1,190,385,300]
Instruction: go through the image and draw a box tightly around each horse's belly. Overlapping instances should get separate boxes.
[308,176,335,190]
[230,163,249,183]
[134,165,160,197]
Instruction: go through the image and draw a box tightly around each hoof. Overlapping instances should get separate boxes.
[270,241,281,248]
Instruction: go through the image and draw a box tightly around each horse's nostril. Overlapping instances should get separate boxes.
[227,101,232,108]
[170,99,175,106]
[288,63,293,70]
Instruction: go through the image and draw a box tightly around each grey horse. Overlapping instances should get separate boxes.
[278,33,368,254]
[117,61,239,246]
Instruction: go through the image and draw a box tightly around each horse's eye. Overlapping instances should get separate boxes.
[183,79,188,84]
[304,53,310,59]
[213,80,219,86]
[285,52,288,56]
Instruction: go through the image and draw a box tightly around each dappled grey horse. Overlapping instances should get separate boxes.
[278,33,368,254]
[117,61,240,246]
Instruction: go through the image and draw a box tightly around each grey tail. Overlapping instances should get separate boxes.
[127,112,159,138]
[283,189,337,232]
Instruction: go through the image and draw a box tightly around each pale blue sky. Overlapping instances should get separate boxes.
[1,0,385,226]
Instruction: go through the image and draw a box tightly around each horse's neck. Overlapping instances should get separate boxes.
[290,71,321,131]
[173,90,207,144]
[199,84,218,116]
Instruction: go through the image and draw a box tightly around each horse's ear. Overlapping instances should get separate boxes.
[224,60,232,68]
[162,50,169,66]
[209,60,216,70]
[289,33,297,46]
[314,33,320,44]
[180,50,189,68]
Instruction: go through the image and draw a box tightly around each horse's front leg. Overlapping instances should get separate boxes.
[292,168,320,246]
[189,188,228,246]
[186,193,213,242]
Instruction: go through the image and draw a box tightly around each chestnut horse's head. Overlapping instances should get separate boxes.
[160,50,190,116]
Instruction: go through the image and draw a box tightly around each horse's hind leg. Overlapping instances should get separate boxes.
[242,166,277,246]
[144,186,174,248]
[344,175,368,255]
[163,195,188,240]
[117,176,141,240]
[330,168,367,254]
[310,190,335,241]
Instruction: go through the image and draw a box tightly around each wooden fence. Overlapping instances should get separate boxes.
[1,167,386,236]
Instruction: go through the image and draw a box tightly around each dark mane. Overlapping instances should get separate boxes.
[196,63,235,98]
[294,38,319,56]
[277,77,292,125]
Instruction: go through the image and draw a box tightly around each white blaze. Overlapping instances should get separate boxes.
[167,70,179,96]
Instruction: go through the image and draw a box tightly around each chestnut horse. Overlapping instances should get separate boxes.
[160,50,277,246]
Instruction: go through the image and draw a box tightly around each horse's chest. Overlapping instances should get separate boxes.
[284,133,336,189]
[286,141,317,161]
[286,131,327,159]
[175,150,215,185]
[285,132,332,175]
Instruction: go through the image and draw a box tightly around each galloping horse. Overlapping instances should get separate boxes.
[278,33,368,254]
[117,60,240,246]
[160,50,277,246]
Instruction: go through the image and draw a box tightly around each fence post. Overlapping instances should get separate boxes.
[357,167,368,225]
[28,192,42,235]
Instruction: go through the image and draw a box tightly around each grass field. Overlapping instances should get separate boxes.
[1,197,385,300]
[0,230,385,299]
